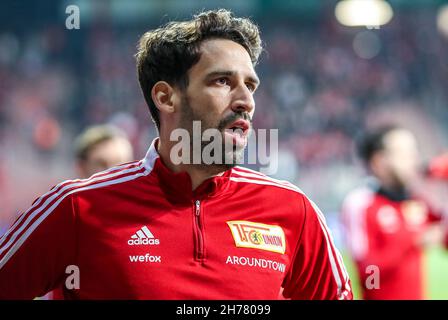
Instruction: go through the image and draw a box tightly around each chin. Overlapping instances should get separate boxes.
[224,149,245,166]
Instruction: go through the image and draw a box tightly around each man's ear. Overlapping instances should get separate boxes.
[151,81,177,114]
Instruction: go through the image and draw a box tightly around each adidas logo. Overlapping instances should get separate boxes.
[128,226,160,246]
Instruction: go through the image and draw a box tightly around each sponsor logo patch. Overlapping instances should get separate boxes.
[376,206,400,233]
[225,255,286,273]
[128,253,162,263]
[128,226,160,246]
[402,200,427,227]
[227,220,286,254]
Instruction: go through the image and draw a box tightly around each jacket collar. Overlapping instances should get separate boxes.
[143,138,232,203]
[376,186,411,202]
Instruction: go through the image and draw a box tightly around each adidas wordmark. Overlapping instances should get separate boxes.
[128,226,160,246]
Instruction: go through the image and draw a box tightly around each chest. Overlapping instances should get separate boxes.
[373,199,430,234]
[73,197,299,299]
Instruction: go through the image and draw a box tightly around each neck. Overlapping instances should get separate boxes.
[377,184,410,202]
[377,176,406,194]
[157,136,226,191]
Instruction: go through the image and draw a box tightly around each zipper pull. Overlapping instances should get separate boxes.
[195,200,200,216]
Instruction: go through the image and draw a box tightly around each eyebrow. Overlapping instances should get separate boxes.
[205,70,260,86]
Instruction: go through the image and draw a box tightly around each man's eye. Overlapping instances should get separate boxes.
[246,83,256,92]
[216,78,229,85]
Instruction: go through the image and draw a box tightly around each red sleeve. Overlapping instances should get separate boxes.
[282,196,353,300]
[344,199,417,275]
[413,194,443,224]
[0,187,77,299]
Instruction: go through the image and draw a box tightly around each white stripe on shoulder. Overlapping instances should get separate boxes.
[229,176,304,195]
[315,214,343,297]
[0,161,142,249]
[310,199,351,298]
[0,162,151,270]
[231,169,305,195]
[85,160,143,181]
[233,166,299,187]
[0,161,142,248]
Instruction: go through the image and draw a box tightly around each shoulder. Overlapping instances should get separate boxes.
[230,167,324,231]
[231,166,304,193]
[342,186,376,218]
[48,160,149,203]
[230,166,307,201]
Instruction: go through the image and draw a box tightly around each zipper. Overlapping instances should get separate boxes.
[193,200,205,261]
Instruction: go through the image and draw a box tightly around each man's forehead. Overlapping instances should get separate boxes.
[384,130,418,149]
[196,39,258,79]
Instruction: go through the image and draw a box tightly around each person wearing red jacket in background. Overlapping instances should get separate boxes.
[0,9,352,300]
[342,125,446,300]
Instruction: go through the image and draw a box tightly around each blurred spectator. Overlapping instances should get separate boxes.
[341,126,446,299]
[74,124,134,178]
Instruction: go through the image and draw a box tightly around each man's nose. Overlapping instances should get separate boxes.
[230,84,255,115]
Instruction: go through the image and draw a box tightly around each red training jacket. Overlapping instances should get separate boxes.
[0,139,352,300]
[342,185,441,300]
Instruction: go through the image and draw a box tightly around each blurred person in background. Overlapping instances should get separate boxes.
[74,124,134,178]
[341,125,446,300]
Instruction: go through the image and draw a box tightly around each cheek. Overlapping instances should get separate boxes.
[391,156,418,177]
[189,92,217,111]
[191,95,226,117]
[204,87,231,107]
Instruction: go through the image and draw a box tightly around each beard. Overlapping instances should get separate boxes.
[385,166,411,193]
[178,95,252,171]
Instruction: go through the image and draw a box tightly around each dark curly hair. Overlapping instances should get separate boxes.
[135,9,262,131]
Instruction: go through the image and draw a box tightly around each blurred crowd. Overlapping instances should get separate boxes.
[1,6,448,232]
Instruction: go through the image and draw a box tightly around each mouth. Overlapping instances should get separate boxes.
[223,119,250,148]
[225,119,250,135]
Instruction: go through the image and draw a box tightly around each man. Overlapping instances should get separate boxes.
[74,124,134,178]
[0,9,352,299]
[342,126,444,300]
